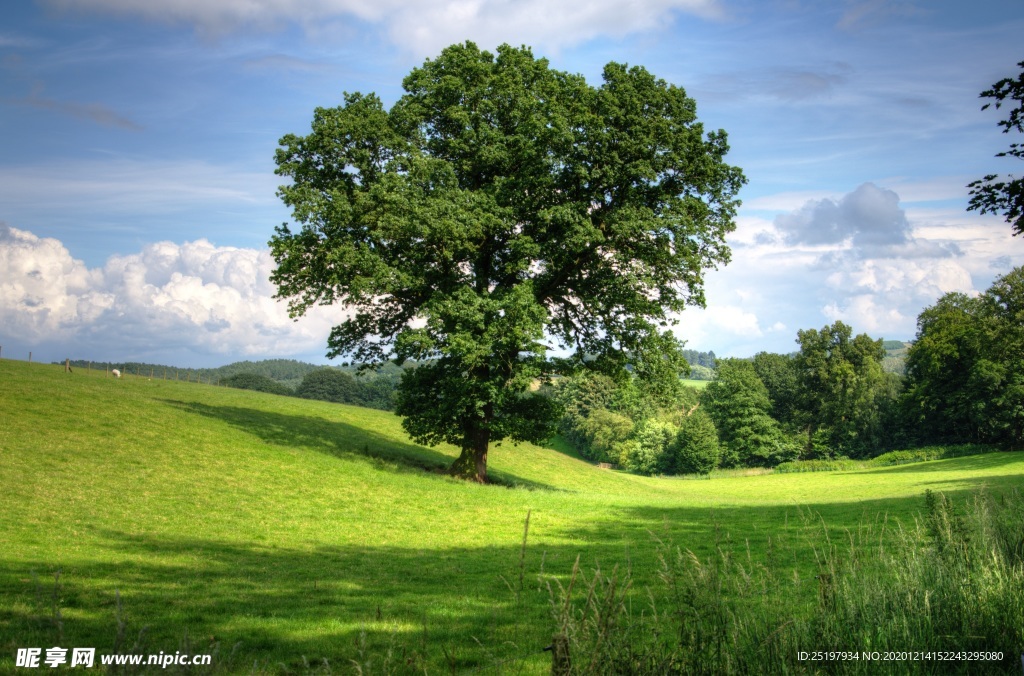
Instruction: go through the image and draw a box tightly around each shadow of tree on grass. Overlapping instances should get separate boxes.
[161,399,555,491]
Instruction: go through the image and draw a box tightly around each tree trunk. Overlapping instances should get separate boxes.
[449,423,490,483]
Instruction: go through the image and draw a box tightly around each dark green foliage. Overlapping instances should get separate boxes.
[269,42,744,481]
[978,267,1024,446]
[353,373,399,411]
[555,370,701,466]
[209,359,323,389]
[904,267,1024,448]
[967,60,1024,236]
[794,322,894,458]
[670,408,720,475]
[555,372,624,456]
[295,369,360,404]
[681,349,717,369]
[221,373,293,396]
[700,359,796,467]
[903,293,982,443]
[61,358,326,391]
[295,368,397,410]
[750,351,799,427]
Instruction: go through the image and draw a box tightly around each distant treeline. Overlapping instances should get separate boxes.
[678,343,907,381]
[220,367,401,411]
[57,358,403,411]
[554,265,1021,476]
[681,349,716,380]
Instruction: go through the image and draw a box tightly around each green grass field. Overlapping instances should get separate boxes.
[2,359,1022,672]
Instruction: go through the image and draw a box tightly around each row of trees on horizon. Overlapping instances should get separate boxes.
[557,266,1024,476]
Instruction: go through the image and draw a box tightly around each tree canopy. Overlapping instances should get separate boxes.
[905,266,1024,448]
[968,60,1024,236]
[701,359,794,468]
[794,322,890,457]
[270,42,745,482]
[221,373,294,396]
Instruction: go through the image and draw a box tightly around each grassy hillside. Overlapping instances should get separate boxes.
[2,359,1022,672]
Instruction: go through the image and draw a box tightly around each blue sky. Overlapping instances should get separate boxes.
[1,0,1021,366]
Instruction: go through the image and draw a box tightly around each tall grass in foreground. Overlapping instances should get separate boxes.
[548,489,1024,674]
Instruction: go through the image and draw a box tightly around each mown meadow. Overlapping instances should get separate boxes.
[1,359,1022,673]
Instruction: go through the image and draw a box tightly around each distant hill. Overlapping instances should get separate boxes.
[60,358,325,389]
[58,357,406,410]
[58,358,405,386]
[881,339,911,376]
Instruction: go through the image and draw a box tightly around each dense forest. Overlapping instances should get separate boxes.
[556,267,1023,475]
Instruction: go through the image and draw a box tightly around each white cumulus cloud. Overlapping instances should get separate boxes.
[821,258,975,335]
[0,223,338,362]
[0,224,112,342]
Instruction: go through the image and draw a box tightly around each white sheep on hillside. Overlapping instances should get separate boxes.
[112,369,121,378]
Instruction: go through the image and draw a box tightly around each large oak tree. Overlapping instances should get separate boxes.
[270,43,745,482]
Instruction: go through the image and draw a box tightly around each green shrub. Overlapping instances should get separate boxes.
[294,368,397,410]
[220,373,293,396]
[670,409,720,475]
[774,457,858,473]
[556,373,623,455]
[621,419,677,475]
[869,443,993,466]
[688,363,716,380]
[581,409,634,464]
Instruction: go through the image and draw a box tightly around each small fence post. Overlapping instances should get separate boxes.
[65,358,70,373]
[28,351,32,362]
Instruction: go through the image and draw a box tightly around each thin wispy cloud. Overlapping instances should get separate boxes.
[0,33,45,48]
[242,53,332,73]
[43,0,726,55]
[5,82,142,130]
[698,64,852,103]
[0,158,277,215]
[837,0,924,31]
